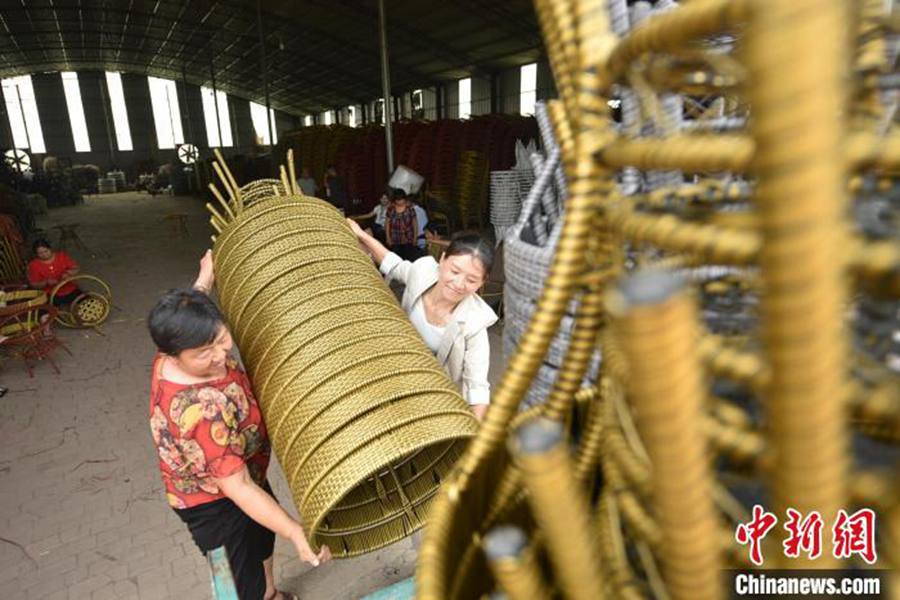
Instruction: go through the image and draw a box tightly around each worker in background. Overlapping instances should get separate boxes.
[350,191,390,243]
[147,251,331,600]
[384,188,421,261]
[297,167,318,197]
[348,220,496,420]
[27,238,81,305]
[412,199,428,253]
[372,192,390,242]
[323,165,349,213]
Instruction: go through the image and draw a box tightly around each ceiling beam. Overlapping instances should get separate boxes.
[457,0,540,45]
[163,0,218,69]
[292,0,478,71]
[0,11,25,69]
[21,1,50,63]
[0,58,319,115]
[0,17,265,59]
[146,0,189,69]
[114,0,135,64]
[0,0,544,118]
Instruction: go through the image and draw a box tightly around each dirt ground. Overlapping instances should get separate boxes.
[0,191,505,599]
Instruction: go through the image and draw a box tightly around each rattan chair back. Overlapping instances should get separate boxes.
[209,174,478,557]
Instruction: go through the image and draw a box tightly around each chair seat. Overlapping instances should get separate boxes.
[0,289,47,312]
[73,294,110,326]
[51,275,113,328]
[0,317,40,337]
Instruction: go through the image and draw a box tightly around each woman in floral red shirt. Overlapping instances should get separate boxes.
[148,251,330,600]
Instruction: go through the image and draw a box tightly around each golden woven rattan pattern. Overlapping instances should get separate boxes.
[0,234,25,283]
[50,274,112,329]
[73,295,108,323]
[238,178,287,208]
[207,168,478,557]
[0,289,47,312]
[417,0,900,598]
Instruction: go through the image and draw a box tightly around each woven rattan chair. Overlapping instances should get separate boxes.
[428,211,451,237]
[0,288,46,311]
[0,301,69,377]
[206,183,479,558]
[50,274,112,329]
[426,238,449,261]
[239,178,287,208]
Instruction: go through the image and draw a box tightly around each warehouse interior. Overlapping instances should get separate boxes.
[0,0,555,201]
[1,1,899,600]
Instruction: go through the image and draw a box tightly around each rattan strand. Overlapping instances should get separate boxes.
[511,418,606,600]
[239,178,286,207]
[746,1,850,568]
[484,526,553,600]
[607,277,722,598]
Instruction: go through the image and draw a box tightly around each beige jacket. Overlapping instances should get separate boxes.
[380,252,498,406]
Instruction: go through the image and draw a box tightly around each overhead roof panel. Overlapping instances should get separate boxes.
[0,0,543,115]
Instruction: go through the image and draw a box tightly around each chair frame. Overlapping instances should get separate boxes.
[0,301,71,377]
[50,274,112,329]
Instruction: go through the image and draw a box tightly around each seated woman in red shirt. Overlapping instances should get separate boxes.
[26,239,81,305]
[147,251,330,600]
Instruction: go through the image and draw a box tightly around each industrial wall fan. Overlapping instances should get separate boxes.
[177,143,199,165]
[3,149,31,173]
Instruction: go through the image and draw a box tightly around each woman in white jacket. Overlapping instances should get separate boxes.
[347,219,497,419]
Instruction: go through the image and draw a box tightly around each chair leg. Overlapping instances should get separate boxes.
[45,353,61,375]
[23,356,34,378]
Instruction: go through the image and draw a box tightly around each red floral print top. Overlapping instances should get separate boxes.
[149,355,271,509]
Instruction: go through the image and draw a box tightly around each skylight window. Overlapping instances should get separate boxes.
[147,76,184,150]
[520,63,537,116]
[201,86,233,147]
[105,72,132,151]
[249,101,277,145]
[1,75,46,153]
[458,78,472,119]
[61,72,91,152]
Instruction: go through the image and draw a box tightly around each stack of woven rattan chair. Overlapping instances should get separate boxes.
[455,150,490,230]
[406,125,436,184]
[0,212,25,284]
[417,1,900,599]
[279,116,540,217]
[489,166,534,242]
[428,121,464,212]
[501,102,598,410]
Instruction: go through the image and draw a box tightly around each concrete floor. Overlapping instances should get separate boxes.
[0,192,506,599]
